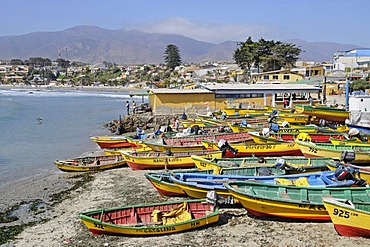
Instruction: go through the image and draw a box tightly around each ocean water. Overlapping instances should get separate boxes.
[0,88,134,190]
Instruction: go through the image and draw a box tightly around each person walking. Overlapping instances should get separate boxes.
[126,101,130,115]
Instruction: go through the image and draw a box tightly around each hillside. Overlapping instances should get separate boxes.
[0,25,362,64]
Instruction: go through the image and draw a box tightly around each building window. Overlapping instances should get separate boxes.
[215,93,264,99]
[283,75,290,80]
[272,75,278,80]
[263,75,269,80]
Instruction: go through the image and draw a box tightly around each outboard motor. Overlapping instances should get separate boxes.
[340,150,355,163]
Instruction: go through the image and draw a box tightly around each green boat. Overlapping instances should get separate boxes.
[192,155,330,172]
[225,180,370,221]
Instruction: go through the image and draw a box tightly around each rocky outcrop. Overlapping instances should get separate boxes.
[104,113,191,135]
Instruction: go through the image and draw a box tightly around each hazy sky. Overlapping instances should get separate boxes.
[2,0,369,46]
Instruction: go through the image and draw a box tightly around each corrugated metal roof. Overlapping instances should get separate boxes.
[200,83,320,91]
[149,88,212,94]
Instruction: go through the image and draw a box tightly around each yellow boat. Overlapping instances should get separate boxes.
[54,154,126,172]
[325,160,370,183]
[330,137,370,146]
[191,155,331,171]
[225,181,370,221]
[227,123,320,134]
[121,150,222,170]
[143,132,252,152]
[296,140,370,164]
[80,199,219,236]
[202,140,302,157]
[295,104,349,122]
[90,135,133,149]
[323,198,370,238]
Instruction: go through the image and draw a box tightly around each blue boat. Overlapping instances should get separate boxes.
[348,124,370,134]
[170,171,355,199]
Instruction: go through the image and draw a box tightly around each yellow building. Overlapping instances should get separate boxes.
[252,69,304,83]
[148,83,321,114]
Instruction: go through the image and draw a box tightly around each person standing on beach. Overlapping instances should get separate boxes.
[126,101,130,115]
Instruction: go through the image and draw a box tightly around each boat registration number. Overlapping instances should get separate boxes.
[332,208,358,218]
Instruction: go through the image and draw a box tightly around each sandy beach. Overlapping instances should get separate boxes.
[6,167,369,247]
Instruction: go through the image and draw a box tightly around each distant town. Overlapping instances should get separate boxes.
[1,48,369,94]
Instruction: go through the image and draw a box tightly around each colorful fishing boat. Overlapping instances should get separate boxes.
[347,123,370,134]
[325,160,370,183]
[121,150,222,170]
[323,198,370,238]
[295,104,349,122]
[171,171,356,200]
[80,199,219,236]
[249,132,346,144]
[143,132,252,152]
[330,137,370,146]
[225,181,370,221]
[202,140,302,157]
[90,135,134,149]
[54,154,126,172]
[191,155,331,172]
[296,140,370,164]
[227,123,321,134]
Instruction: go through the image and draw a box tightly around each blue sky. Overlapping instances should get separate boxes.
[2,0,370,46]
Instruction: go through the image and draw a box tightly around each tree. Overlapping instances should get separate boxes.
[233,37,302,81]
[164,44,181,70]
[10,59,24,65]
[55,58,70,68]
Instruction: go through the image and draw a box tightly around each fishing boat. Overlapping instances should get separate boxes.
[295,104,349,122]
[347,123,370,134]
[80,199,219,236]
[227,123,321,134]
[249,132,346,144]
[143,132,252,152]
[121,150,222,170]
[330,137,370,146]
[171,171,355,200]
[225,181,370,221]
[322,198,370,238]
[296,140,370,164]
[325,160,370,183]
[223,107,292,116]
[191,155,331,172]
[90,135,134,149]
[202,140,302,157]
[146,160,328,198]
[54,154,126,172]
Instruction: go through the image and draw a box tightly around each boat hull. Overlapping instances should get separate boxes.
[145,173,186,197]
[225,182,370,221]
[202,140,303,157]
[122,150,222,170]
[323,198,370,238]
[54,155,126,172]
[296,140,370,163]
[90,136,133,149]
[80,199,219,236]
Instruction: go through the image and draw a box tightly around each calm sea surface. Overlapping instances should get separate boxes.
[0,88,134,190]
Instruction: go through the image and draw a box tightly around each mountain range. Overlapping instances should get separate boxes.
[0,25,362,64]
